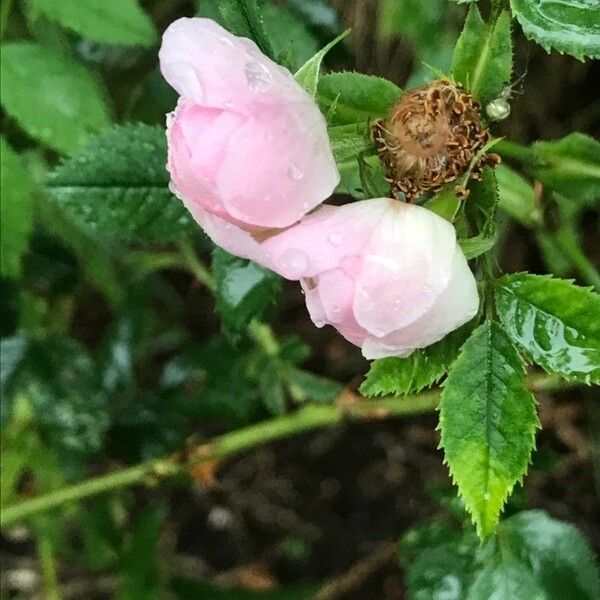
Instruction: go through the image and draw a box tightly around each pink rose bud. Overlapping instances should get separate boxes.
[265,199,478,359]
[159,18,339,230]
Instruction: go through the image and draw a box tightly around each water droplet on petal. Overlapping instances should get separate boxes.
[279,248,309,277]
[223,100,235,109]
[328,232,343,246]
[219,36,234,47]
[288,163,304,181]
[166,111,176,127]
[244,61,271,92]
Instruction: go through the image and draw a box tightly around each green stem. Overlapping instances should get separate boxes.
[0,374,581,529]
[177,239,216,291]
[553,227,600,291]
[1,392,441,529]
[37,534,62,600]
[248,319,280,356]
[494,139,536,164]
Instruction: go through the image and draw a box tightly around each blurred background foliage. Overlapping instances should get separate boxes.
[1,0,599,598]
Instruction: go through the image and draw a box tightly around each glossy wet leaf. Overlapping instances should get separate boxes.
[0,139,33,278]
[467,553,545,600]
[439,321,539,538]
[30,0,157,47]
[495,273,600,384]
[317,72,402,125]
[529,134,600,203]
[212,248,282,340]
[509,0,600,60]
[2,336,109,454]
[401,521,478,600]
[452,7,513,106]
[360,323,473,396]
[46,124,195,241]
[295,30,349,96]
[500,510,600,600]
[0,43,111,153]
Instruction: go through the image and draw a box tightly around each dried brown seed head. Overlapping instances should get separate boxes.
[371,79,498,201]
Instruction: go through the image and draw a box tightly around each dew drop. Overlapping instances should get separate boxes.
[244,61,271,92]
[219,36,234,47]
[288,163,304,181]
[279,248,309,277]
[328,232,343,246]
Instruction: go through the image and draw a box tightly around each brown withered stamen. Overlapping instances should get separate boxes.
[371,79,499,201]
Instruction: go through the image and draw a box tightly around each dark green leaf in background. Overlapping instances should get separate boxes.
[212,248,282,340]
[529,133,600,203]
[29,0,157,47]
[495,164,541,228]
[452,7,512,106]
[439,321,539,538]
[500,510,600,600]
[46,124,195,241]
[360,323,473,396]
[0,43,111,154]
[509,0,600,60]
[0,139,33,278]
[495,273,600,385]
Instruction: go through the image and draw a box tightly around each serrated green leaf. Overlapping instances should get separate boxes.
[46,124,195,241]
[425,186,462,222]
[529,133,600,203]
[500,510,600,600]
[439,321,539,538]
[459,167,499,259]
[0,139,33,278]
[357,153,391,199]
[452,7,513,106]
[509,0,600,60]
[317,72,402,125]
[328,123,373,164]
[219,0,276,60]
[0,43,111,154]
[295,30,349,96]
[495,273,600,384]
[496,164,541,227]
[467,553,546,600]
[29,0,156,47]
[212,248,281,339]
[263,3,319,71]
[360,323,473,396]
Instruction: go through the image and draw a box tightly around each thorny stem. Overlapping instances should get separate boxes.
[0,374,580,529]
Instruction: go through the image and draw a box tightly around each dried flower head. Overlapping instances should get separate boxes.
[371,79,500,201]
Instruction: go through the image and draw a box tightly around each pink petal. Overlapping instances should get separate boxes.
[353,203,457,337]
[361,248,479,359]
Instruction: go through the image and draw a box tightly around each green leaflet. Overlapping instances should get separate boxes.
[29,0,156,47]
[500,510,600,600]
[218,0,276,61]
[360,323,473,396]
[295,30,349,96]
[529,133,600,203]
[0,139,33,278]
[510,0,600,60]
[439,321,539,539]
[495,273,600,385]
[495,164,541,228]
[46,124,195,242]
[452,7,513,106]
[212,248,282,341]
[0,43,111,154]
[317,72,402,125]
